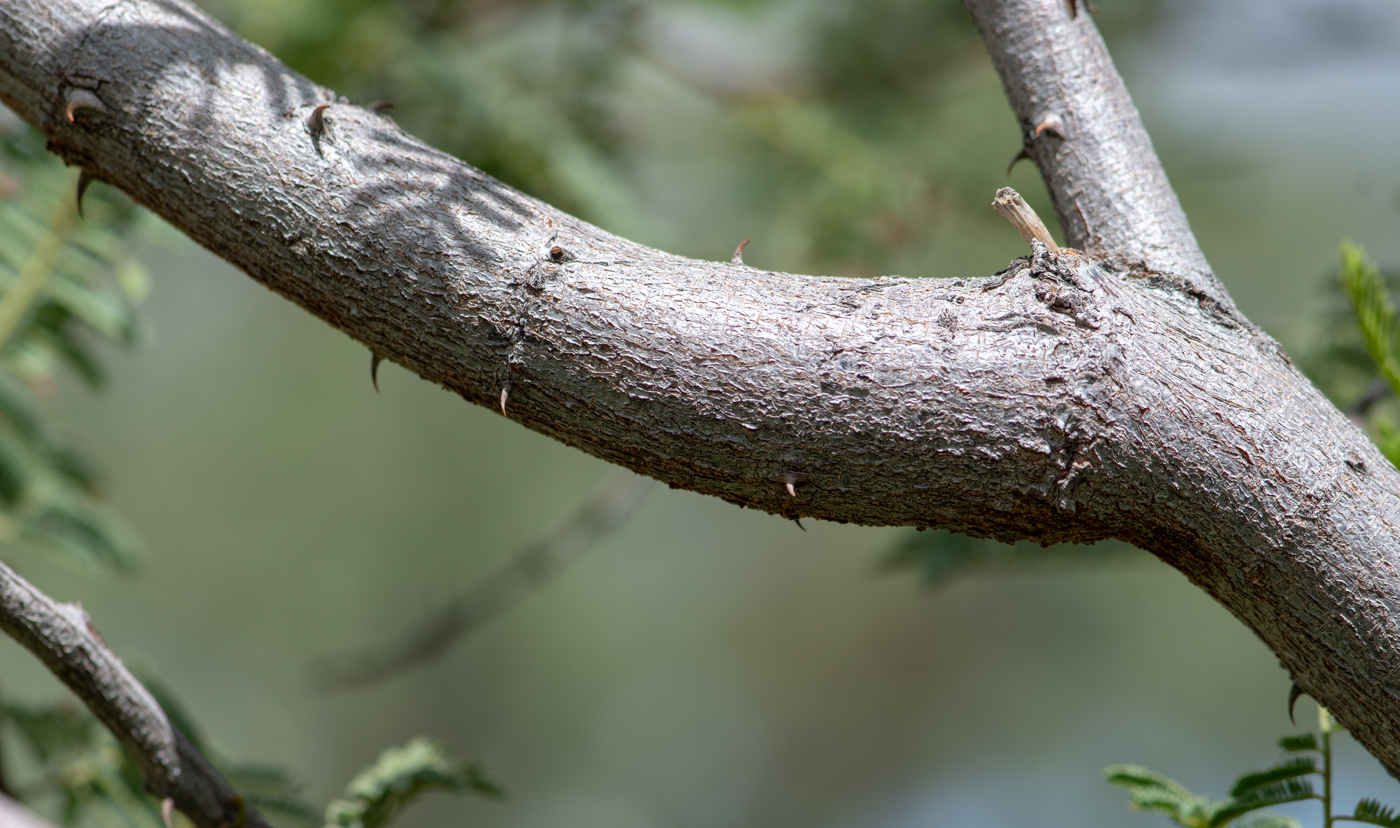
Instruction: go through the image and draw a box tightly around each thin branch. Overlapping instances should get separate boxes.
[964,0,1225,305]
[314,472,653,689]
[0,559,269,828]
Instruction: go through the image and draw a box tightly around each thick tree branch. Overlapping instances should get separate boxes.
[2,0,1400,789]
[0,560,270,828]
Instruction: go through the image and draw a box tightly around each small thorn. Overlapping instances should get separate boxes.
[784,474,797,498]
[1068,0,1078,17]
[162,798,174,828]
[500,382,512,416]
[306,103,331,135]
[76,170,96,218]
[731,238,750,265]
[792,517,806,531]
[1006,147,1032,176]
[370,353,382,392]
[1033,113,1067,141]
[1289,682,1305,725]
[65,88,108,123]
[369,100,394,112]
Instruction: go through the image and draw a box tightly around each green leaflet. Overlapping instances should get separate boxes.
[1228,757,1317,798]
[1341,242,1400,395]
[1103,765,1223,828]
[0,121,155,572]
[323,738,502,828]
[1353,798,1400,828]
[1277,734,1319,753]
[1209,779,1316,827]
[1110,708,1398,828]
[1,683,316,828]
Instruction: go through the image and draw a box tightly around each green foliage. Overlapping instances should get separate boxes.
[0,119,155,573]
[1104,764,1225,828]
[1228,758,1317,798]
[1,688,318,828]
[1106,706,1396,828]
[1340,242,1400,396]
[322,738,502,828]
[1279,734,1319,753]
[1352,798,1400,828]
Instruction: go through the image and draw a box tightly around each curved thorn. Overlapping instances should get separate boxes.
[161,798,174,828]
[792,518,806,531]
[370,353,382,392]
[1006,147,1032,177]
[306,103,331,135]
[76,169,96,218]
[784,474,798,498]
[1289,682,1306,725]
[65,89,108,123]
[500,382,512,416]
[369,100,394,112]
[1033,113,1067,141]
[731,238,750,265]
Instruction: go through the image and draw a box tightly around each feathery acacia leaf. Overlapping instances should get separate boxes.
[1277,734,1319,753]
[1352,798,1400,828]
[1210,779,1317,827]
[1229,757,1318,798]
[324,738,501,828]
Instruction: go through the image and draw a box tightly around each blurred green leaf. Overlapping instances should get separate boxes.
[324,738,501,828]
[1228,757,1317,798]
[1353,798,1400,828]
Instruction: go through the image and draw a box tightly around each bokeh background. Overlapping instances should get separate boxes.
[4,0,1400,825]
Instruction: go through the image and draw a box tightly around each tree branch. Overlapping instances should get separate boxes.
[2,0,1400,788]
[0,560,269,828]
[964,0,1224,305]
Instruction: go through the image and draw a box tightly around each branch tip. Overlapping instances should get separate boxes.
[992,188,1060,254]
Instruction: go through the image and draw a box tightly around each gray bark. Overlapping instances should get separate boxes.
[0,560,267,828]
[0,0,1399,808]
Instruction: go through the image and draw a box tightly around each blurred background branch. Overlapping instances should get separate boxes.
[314,472,653,690]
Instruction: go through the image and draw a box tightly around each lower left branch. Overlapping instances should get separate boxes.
[0,559,269,828]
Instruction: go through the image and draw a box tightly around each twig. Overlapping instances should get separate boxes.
[992,187,1059,254]
[0,559,269,828]
[314,472,654,690]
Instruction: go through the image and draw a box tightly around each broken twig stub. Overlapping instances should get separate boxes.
[992,187,1060,255]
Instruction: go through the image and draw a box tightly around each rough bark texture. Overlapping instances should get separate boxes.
[1,0,1400,806]
[0,560,268,828]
